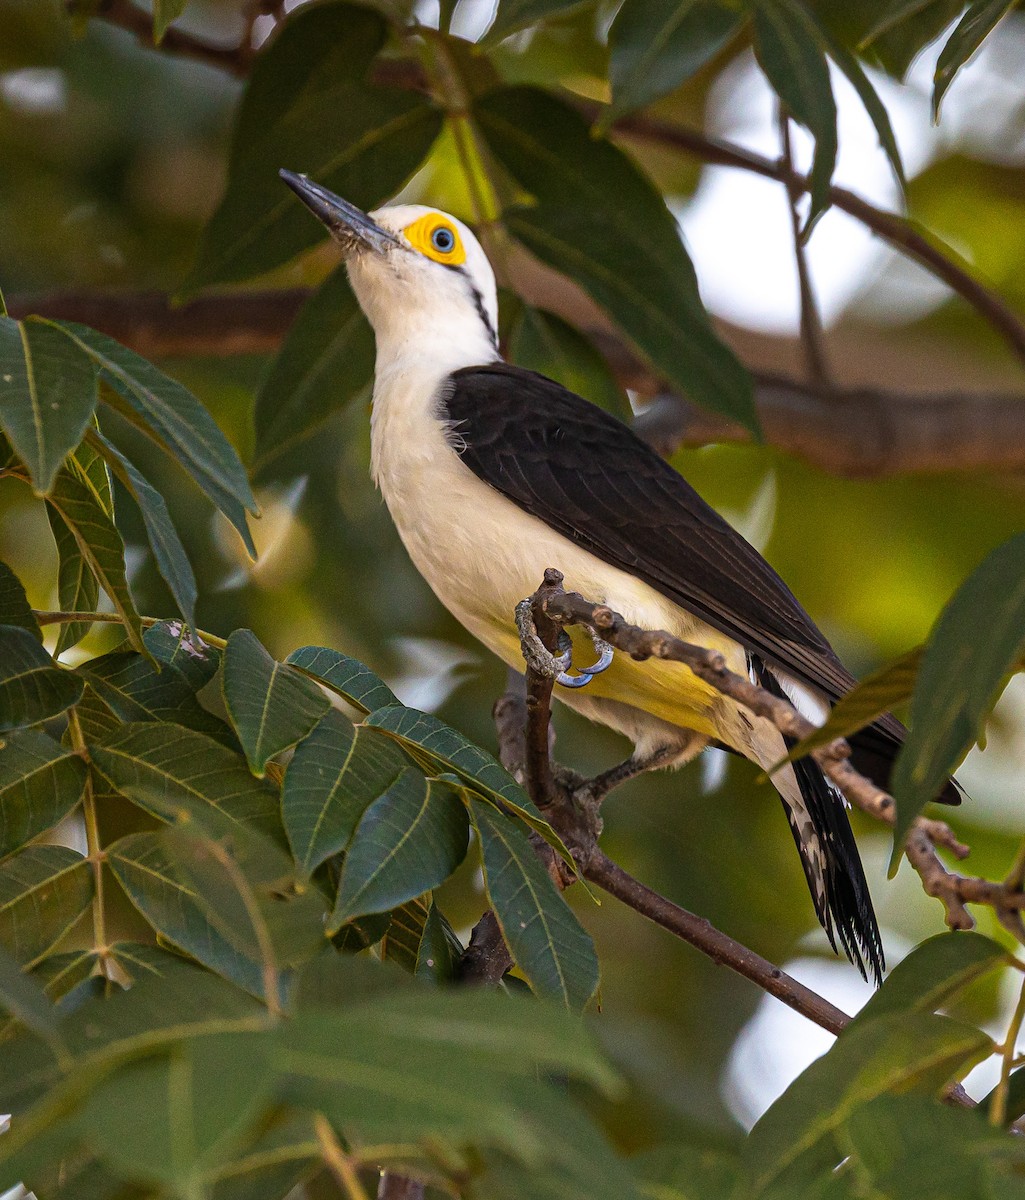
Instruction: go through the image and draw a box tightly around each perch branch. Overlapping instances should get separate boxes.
[527,573,1025,938]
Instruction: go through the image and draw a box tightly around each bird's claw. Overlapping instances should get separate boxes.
[515,601,615,688]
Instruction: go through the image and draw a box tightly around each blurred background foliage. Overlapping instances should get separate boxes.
[2,0,1025,1143]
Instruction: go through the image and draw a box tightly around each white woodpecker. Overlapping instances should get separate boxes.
[281,170,962,984]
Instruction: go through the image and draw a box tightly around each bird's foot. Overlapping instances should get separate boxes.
[514,600,615,689]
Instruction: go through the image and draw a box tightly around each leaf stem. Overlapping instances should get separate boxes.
[67,708,108,970]
[991,973,1025,1126]
[33,609,228,651]
[315,1114,372,1200]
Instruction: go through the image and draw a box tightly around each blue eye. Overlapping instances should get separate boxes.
[431,226,455,253]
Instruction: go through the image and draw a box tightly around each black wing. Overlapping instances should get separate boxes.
[443,363,958,804]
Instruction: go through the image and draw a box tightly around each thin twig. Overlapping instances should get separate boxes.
[991,975,1025,1126]
[33,609,228,651]
[67,709,109,972]
[779,108,831,390]
[91,0,249,74]
[315,1114,372,1200]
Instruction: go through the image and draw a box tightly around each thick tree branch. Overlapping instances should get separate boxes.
[11,289,1025,477]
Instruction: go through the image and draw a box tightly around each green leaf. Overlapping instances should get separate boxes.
[185,1,442,290]
[0,728,88,860]
[768,646,922,772]
[77,1032,275,1195]
[382,895,461,982]
[606,0,743,122]
[253,266,375,471]
[46,321,256,555]
[849,932,1009,1030]
[486,0,590,42]
[90,431,196,627]
[88,721,283,842]
[0,624,84,732]
[0,314,98,493]
[891,532,1025,868]
[475,87,756,433]
[144,619,221,690]
[152,0,187,41]
[843,1094,1025,1199]
[508,304,632,421]
[0,561,42,642]
[469,797,598,1011]
[204,1112,319,1200]
[222,630,331,776]
[45,463,146,656]
[332,910,392,954]
[329,769,469,930]
[933,0,1016,119]
[281,707,413,878]
[811,23,906,192]
[861,0,964,81]
[285,645,400,714]
[631,1143,742,1200]
[982,1067,1025,1127]
[0,943,64,1045]
[751,0,838,233]
[743,1012,993,1194]
[363,704,574,868]
[107,832,269,998]
[45,504,99,657]
[0,845,92,966]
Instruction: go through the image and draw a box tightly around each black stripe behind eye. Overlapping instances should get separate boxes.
[442,263,498,349]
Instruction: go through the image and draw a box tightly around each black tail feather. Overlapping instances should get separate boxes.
[751,657,885,985]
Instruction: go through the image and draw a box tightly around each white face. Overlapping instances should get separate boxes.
[346,204,499,363]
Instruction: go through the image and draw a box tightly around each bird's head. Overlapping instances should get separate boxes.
[280,170,499,365]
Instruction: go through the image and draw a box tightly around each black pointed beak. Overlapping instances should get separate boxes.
[279,170,398,254]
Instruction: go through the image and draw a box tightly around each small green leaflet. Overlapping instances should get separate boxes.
[286,645,400,714]
[0,845,93,967]
[0,625,84,732]
[0,729,88,860]
[0,562,41,642]
[933,0,1017,119]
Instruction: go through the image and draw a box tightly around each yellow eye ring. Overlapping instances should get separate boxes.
[403,213,466,265]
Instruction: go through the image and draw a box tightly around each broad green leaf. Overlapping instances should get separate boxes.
[0,314,97,493]
[75,646,227,742]
[0,624,84,731]
[144,619,221,690]
[469,797,598,1011]
[204,1112,319,1200]
[363,704,574,867]
[152,0,187,41]
[88,721,282,842]
[751,0,838,233]
[0,561,41,642]
[45,503,99,656]
[160,816,327,975]
[108,832,269,998]
[606,0,743,122]
[222,630,330,776]
[329,769,469,930]
[47,321,256,555]
[278,984,617,1151]
[332,909,392,954]
[253,266,375,471]
[205,84,441,288]
[849,932,1009,1030]
[891,532,1025,868]
[45,463,146,655]
[0,943,64,1045]
[631,1143,742,1200]
[90,430,197,626]
[476,86,755,432]
[77,1032,275,1195]
[281,707,413,878]
[769,646,921,771]
[382,895,461,981]
[843,1094,1025,1198]
[229,1,388,167]
[508,304,632,421]
[0,845,92,966]
[285,644,400,713]
[486,0,590,41]
[743,1012,993,1194]
[933,0,1016,119]
[0,728,88,860]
